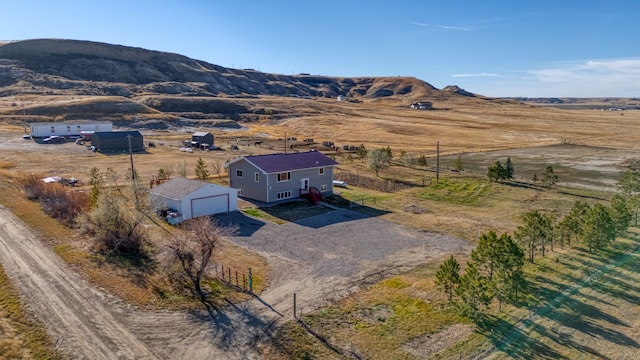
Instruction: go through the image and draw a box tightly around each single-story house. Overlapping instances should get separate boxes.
[29,121,112,138]
[149,177,238,223]
[225,150,338,203]
[91,131,144,152]
[192,131,214,149]
[410,102,432,110]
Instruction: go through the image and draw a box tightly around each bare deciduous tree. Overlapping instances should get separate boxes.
[77,168,150,255]
[210,160,223,178]
[177,160,188,178]
[160,217,237,304]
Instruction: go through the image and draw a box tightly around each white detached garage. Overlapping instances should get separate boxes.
[149,177,238,223]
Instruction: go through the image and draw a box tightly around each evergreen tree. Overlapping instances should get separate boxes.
[609,193,632,237]
[194,157,209,180]
[471,230,501,281]
[542,165,558,189]
[455,262,491,320]
[417,154,428,167]
[157,167,168,180]
[494,233,526,309]
[582,203,615,252]
[356,144,368,162]
[435,255,461,302]
[616,167,640,226]
[556,201,590,248]
[514,210,554,262]
[488,161,506,182]
[505,157,514,180]
[383,146,393,162]
[472,231,526,310]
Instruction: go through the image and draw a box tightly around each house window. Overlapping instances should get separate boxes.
[77,125,81,131]
[66,125,71,132]
[319,167,325,175]
[236,169,243,178]
[320,184,327,192]
[276,190,292,200]
[255,172,260,182]
[238,188,243,196]
[277,172,291,182]
[51,126,55,133]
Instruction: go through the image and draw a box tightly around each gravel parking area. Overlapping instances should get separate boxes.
[217,208,472,312]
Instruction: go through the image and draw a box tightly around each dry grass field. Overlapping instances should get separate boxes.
[1,94,640,358]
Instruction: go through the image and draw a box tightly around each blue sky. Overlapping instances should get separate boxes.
[2,1,639,97]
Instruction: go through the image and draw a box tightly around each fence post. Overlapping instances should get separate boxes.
[293,293,297,319]
[243,274,246,290]
[235,271,238,286]
[228,267,231,282]
[248,268,253,293]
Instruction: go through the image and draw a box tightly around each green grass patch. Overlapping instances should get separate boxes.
[421,177,490,205]
[382,278,410,289]
[242,207,287,224]
[273,272,466,359]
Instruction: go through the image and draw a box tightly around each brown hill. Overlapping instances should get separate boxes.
[0,39,479,125]
[0,39,446,100]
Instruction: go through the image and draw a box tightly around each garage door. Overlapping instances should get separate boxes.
[191,194,230,218]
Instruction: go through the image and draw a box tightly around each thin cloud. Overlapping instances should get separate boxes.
[528,58,640,83]
[480,58,640,97]
[408,21,469,31]
[452,72,501,78]
[436,24,469,31]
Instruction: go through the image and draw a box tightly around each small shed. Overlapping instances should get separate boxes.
[91,131,144,152]
[192,132,214,148]
[149,177,238,223]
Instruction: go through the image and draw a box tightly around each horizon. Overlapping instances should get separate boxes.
[1,1,639,98]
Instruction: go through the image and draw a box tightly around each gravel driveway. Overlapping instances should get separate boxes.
[218,208,472,313]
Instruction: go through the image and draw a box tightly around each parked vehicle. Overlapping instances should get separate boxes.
[43,135,66,144]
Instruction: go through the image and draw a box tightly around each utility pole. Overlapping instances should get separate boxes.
[284,131,287,154]
[127,134,135,180]
[436,141,440,184]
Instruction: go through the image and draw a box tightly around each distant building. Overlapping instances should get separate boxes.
[337,95,347,102]
[191,132,214,149]
[410,102,432,110]
[29,121,112,138]
[91,131,143,152]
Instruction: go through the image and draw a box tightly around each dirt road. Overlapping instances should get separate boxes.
[0,205,275,359]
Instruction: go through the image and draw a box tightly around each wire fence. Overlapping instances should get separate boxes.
[335,171,427,193]
[212,262,253,292]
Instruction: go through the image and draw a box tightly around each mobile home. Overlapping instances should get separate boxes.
[29,121,113,138]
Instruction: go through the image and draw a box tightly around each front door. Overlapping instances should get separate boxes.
[300,178,309,190]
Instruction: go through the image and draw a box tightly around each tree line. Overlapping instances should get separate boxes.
[436,165,638,321]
